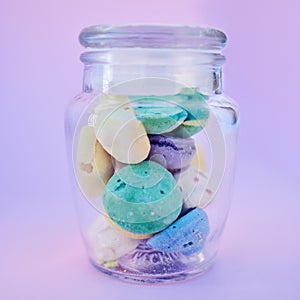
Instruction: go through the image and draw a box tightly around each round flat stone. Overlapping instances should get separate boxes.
[103,161,183,235]
[147,135,196,171]
[134,105,188,134]
[147,208,209,256]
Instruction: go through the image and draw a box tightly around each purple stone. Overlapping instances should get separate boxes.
[147,135,196,171]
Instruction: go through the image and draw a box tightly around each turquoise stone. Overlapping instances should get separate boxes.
[130,88,210,138]
[134,105,187,134]
[167,88,210,138]
[103,161,183,235]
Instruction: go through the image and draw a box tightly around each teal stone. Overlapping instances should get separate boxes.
[168,87,208,102]
[130,88,210,138]
[133,105,188,134]
[168,106,210,138]
[103,161,183,235]
[168,88,210,138]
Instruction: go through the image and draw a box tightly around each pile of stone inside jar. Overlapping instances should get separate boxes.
[76,87,214,267]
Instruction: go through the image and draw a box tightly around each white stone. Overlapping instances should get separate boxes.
[177,166,213,211]
[87,214,139,264]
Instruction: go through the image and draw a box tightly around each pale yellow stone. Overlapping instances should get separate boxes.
[93,94,150,164]
[190,141,207,171]
[95,93,130,107]
[105,215,153,240]
[103,260,119,268]
[182,119,207,127]
[76,126,114,199]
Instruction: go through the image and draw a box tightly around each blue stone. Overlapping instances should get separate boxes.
[147,208,209,256]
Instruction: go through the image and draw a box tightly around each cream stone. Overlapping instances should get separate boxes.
[177,166,213,211]
[105,215,153,240]
[87,214,139,264]
[76,126,114,199]
[93,94,150,164]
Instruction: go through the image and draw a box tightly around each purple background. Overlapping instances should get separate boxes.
[1,1,299,299]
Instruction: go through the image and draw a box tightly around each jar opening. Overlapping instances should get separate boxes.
[79,24,227,51]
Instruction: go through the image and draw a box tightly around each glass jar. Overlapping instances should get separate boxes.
[65,25,239,284]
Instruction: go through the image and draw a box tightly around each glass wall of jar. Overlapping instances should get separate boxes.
[65,25,239,284]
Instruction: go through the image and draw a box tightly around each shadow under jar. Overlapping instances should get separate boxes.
[65,25,239,284]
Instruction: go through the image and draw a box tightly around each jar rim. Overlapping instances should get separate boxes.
[79,24,227,51]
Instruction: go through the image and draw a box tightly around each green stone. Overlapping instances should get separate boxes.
[103,161,183,235]
[130,88,210,138]
[134,105,187,134]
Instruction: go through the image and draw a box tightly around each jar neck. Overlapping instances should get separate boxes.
[79,25,227,96]
[81,50,224,96]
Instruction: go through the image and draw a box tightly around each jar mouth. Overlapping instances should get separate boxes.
[79,24,227,51]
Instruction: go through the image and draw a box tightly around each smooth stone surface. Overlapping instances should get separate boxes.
[147,208,210,256]
[134,105,188,134]
[102,161,183,235]
[176,166,213,211]
[76,126,114,199]
[87,214,139,264]
[93,94,150,164]
[147,135,196,171]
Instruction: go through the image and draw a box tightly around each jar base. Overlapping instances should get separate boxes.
[90,243,216,285]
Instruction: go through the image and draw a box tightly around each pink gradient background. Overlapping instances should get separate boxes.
[1,1,299,299]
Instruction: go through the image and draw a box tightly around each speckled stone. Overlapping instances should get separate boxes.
[102,161,183,236]
[147,208,209,256]
[168,88,210,138]
[134,105,187,134]
[130,88,210,138]
[147,134,196,171]
[176,166,212,211]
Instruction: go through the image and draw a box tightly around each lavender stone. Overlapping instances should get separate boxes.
[147,135,196,171]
